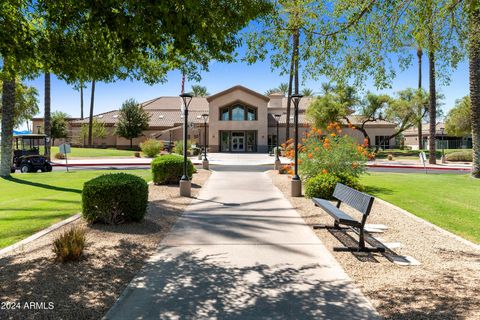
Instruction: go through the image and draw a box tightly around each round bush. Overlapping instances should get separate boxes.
[305,173,363,199]
[445,150,473,162]
[82,173,148,224]
[151,154,195,184]
[140,139,163,158]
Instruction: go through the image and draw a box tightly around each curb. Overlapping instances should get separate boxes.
[375,198,480,251]
[368,164,471,171]
[0,214,81,257]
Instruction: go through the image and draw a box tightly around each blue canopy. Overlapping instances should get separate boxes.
[13,130,32,135]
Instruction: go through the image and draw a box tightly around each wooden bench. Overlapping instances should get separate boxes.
[312,183,385,253]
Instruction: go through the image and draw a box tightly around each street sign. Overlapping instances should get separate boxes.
[419,151,427,174]
[59,143,71,154]
[59,143,71,172]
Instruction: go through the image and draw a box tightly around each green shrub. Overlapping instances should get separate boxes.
[305,173,363,199]
[140,139,163,158]
[173,140,193,155]
[151,154,196,184]
[445,150,473,162]
[82,173,148,224]
[52,226,86,263]
[54,152,66,159]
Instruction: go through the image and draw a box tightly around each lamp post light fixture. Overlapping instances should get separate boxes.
[179,93,193,197]
[274,114,282,170]
[440,127,446,163]
[201,113,209,169]
[291,94,303,197]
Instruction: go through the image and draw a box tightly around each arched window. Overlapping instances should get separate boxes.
[219,104,257,121]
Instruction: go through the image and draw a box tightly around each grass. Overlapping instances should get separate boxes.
[361,172,480,243]
[0,169,151,249]
[50,146,136,158]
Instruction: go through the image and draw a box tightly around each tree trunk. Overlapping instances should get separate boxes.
[44,72,51,159]
[80,82,84,119]
[0,77,15,177]
[130,138,133,150]
[285,34,295,141]
[428,45,437,164]
[417,47,423,150]
[88,80,95,147]
[469,4,480,178]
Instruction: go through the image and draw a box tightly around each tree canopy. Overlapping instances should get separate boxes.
[115,99,151,149]
[0,80,39,128]
[445,96,472,137]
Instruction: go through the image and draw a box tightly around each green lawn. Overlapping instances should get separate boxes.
[361,172,480,243]
[50,146,136,158]
[0,169,151,249]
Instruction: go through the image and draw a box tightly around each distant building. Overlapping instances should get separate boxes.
[403,123,472,150]
[32,85,397,152]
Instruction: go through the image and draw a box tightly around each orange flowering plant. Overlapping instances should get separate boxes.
[294,122,368,180]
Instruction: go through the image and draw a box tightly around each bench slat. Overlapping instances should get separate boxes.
[333,184,374,214]
[312,198,361,227]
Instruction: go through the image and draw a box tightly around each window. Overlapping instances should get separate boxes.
[219,104,257,121]
[375,136,390,150]
[220,108,229,121]
[231,105,245,121]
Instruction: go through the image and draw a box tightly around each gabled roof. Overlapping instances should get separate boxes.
[207,85,270,103]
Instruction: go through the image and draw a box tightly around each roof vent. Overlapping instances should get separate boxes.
[159,115,164,119]
[97,115,104,119]
[113,115,118,119]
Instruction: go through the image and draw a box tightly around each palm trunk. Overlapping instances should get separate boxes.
[88,80,96,147]
[285,34,295,141]
[428,43,437,164]
[469,4,480,178]
[130,138,133,150]
[417,47,423,150]
[80,82,84,119]
[0,77,15,177]
[44,72,51,159]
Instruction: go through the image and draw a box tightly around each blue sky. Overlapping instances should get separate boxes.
[24,48,469,128]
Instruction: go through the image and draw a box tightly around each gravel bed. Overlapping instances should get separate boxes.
[269,171,480,320]
[0,169,211,320]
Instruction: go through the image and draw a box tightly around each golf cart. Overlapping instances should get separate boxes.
[11,134,52,173]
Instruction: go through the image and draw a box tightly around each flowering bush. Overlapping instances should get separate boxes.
[287,123,370,181]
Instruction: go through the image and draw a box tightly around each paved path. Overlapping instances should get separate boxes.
[105,170,380,319]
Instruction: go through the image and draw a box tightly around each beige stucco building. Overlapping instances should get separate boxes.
[33,85,398,152]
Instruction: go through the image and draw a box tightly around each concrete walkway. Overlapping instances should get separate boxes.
[105,170,380,319]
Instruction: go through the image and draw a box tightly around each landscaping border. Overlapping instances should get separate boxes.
[0,214,81,257]
[375,198,480,250]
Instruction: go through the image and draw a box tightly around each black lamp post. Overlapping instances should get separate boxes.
[291,94,303,181]
[180,93,193,183]
[274,114,281,161]
[202,113,209,161]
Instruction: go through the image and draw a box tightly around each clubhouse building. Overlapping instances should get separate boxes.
[33,85,397,152]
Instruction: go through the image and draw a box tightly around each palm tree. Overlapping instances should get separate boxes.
[44,72,51,159]
[190,85,209,97]
[301,88,314,96]
[0,78,16,177]
[88,80,95,147]
[320,82,334,95]
[428,32,437,165]
[278,82,289,95]
[264,88,279,96]
[468,3,480,178]
[416,47,424,150]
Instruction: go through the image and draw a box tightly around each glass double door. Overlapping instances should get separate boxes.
[231,132,245,152]
[220,131,257,152]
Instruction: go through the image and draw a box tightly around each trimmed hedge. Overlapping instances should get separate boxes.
[445,150,473,162]
[151,154,195,184]
[305,173,363,199]
[82,173,148,224]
